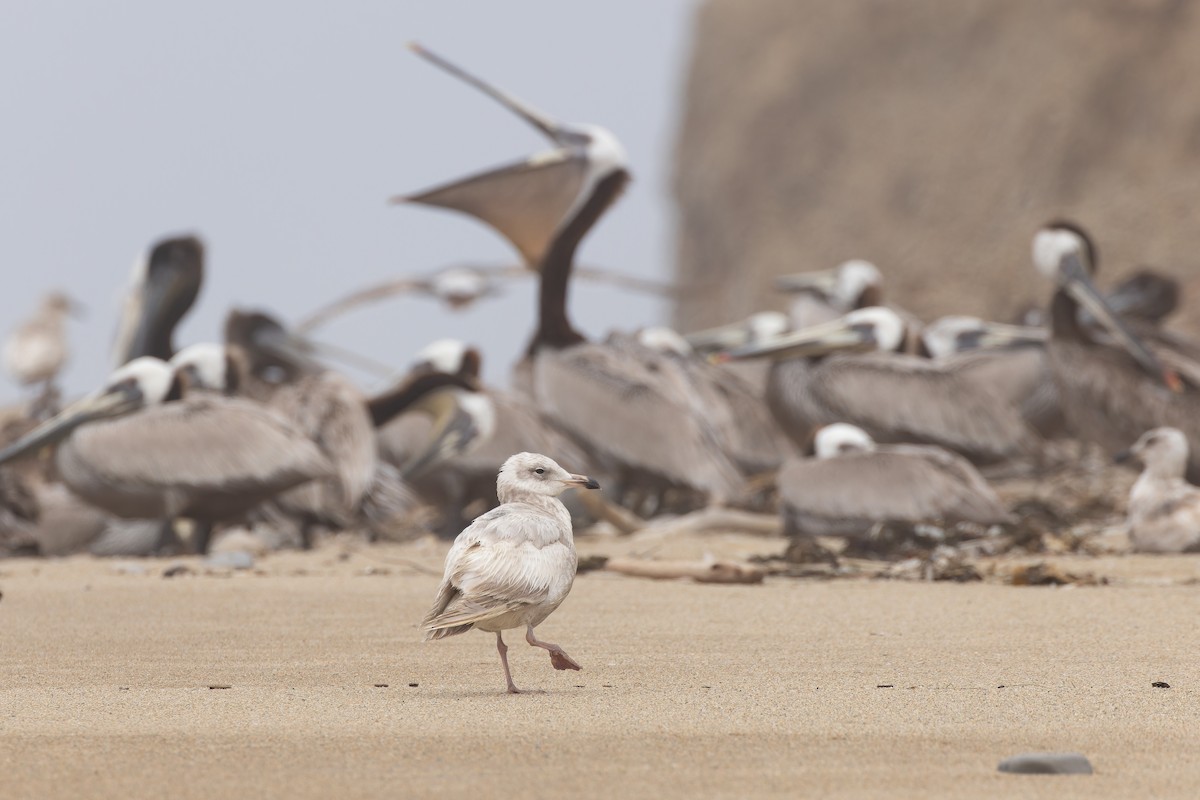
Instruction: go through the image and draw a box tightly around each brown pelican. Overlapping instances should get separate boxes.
[1031,221,1200,477]
[422,452,599,694]
[295,261,678,332]
[111,235,204,366]
[920,316,1064,440]
[1115,428,1200,553]
[396,44,746,505]
[617,328,794,479]
[0,357,331,553]
[775,259,884,329]
[215,312,376,547]
[207,320,491,545]
[367,340,497,480]
[718,307,1038,463]
[778,423,1011,549]
[3,292,80,416]
[375,339,590,537]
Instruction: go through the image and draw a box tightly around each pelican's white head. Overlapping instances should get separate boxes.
[814,423,877,459]
[496,452,599,502]
[1032,222,1093,282]
[921,316,985,359]
[835,260,883,307]
[844,306,906,353]
[637,326,693,357]
[170,343,229,392]
[746,311,790,342]
[104,356,176,407]
[416,339,468,375]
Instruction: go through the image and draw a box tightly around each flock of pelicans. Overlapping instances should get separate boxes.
[2,43,1200,574]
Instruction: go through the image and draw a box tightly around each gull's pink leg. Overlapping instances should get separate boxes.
[525,625,582,671]
[497,631,521,694]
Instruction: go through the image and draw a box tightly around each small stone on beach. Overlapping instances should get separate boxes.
[998,752,1093,775]
[1152,681,1171,688]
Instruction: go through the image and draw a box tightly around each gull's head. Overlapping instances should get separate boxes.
[1119,427,1189,479]
[813,423,877,459]
[497,452,600,501]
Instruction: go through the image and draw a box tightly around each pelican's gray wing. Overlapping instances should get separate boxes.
[533,342,743,496]
[804,353,1038,461]
[400,153,588,268]
[684,357,794,474]
[943,346,1064,439]
[779,447,1010,526]
[422,503,575,638]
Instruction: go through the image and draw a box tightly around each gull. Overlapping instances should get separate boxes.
[1117,427,1200,553]
[3,291,80,417]
[421,452,599,694]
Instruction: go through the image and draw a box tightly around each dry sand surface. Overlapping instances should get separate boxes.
[1,536,1198,800]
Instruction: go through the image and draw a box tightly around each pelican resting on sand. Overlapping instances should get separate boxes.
[1117,428,1200,553]
[778,424,1011,557]
[0,357,331,553]
[421,452,599,694]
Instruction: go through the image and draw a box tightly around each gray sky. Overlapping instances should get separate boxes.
[0,0,697,399]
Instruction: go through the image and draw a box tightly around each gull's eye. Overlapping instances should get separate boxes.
[534,468,545,475]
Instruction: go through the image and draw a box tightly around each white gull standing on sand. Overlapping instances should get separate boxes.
[421,452,600,693]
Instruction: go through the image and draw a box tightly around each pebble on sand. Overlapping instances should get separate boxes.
[998,752,1094,775]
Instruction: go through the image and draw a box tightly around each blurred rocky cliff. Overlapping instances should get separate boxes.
[672,0,1200,332]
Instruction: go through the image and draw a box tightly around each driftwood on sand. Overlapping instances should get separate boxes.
[603,556,765,584]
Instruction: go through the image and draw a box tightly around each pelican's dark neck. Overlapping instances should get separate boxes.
[1049,288,1090,344]
[367,371,473,428]
[527,169,631,355]
[856,285,884,309]
[128,272,202,363]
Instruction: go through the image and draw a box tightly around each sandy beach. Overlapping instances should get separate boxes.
[0,537,1197,800]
